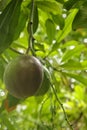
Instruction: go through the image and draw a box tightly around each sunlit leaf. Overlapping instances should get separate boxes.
[62,72,87,86]
[1,114,16,130]
[57,9,78,43]
[36,0,62,15]
[61,45,85,62]
[73,85,84,100]
[51,9,78,52]
[45,19,56,43]
[61,60,87,70]
[60,60,82,70]
[60,40,79,49]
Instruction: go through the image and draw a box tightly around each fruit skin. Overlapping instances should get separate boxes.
[35,66,50,96]
[3,55,43,99]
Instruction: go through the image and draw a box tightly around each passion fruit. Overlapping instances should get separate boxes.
[3,55,43,99]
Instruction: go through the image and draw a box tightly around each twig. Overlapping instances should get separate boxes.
[26,0,35,55]
[13,42,27,49]
[38,97,49,119]
[1,55,9,64]
[9,47,24,55]
[50,82,73,130]
[72,112,83,127]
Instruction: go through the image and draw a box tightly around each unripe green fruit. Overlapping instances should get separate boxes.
[3,55,43,99]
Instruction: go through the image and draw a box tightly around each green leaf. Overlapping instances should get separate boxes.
[1,114,16,130]
[14,10,28,40]
[56,0,64,4]
[60,40,79,49]
[57,9,78,43]
[0,58,5,80]
[60,60,83,70]
[61,45,85,62]
[0,0,23,54]
[62,72,87,86]
[64,0,80,10]
[73,86,84,100]
[36,0,62,15]
[0,0,11,11]
[81,60,87,69]
[51,9,78,52]
[60,60,87,70]
[52,14,65,29]
[6,93,20,108]
[35,42,45,52]
[45,19,56,43]
[0,93,21,113]
[72,2,87,29]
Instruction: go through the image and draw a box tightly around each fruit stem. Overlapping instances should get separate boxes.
[26,0,35,55]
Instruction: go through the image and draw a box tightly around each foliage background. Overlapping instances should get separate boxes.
[0,0,87,130]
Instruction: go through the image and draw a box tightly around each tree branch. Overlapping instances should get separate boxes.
[26,0,35,55]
